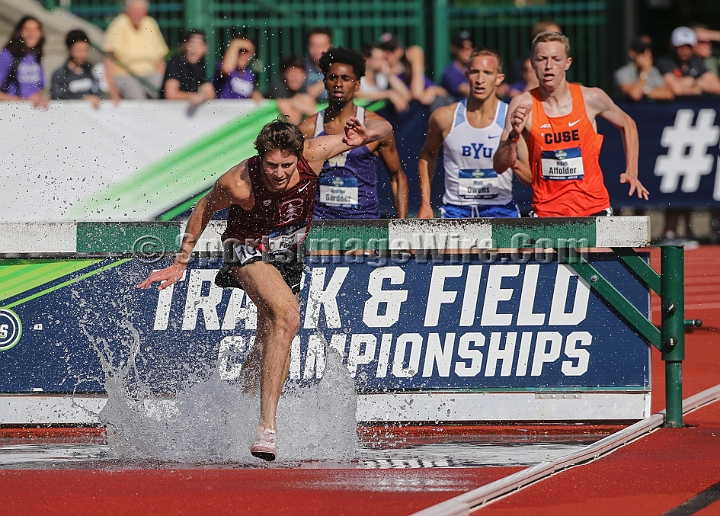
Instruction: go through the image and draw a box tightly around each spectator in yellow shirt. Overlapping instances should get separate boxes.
[102,0,168,101]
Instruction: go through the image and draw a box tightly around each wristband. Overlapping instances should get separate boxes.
[509,133,520,143]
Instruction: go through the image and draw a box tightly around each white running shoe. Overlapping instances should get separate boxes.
[250,429,277,461]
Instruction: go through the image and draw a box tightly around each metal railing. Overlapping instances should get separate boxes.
[567,244,694,427]
[44,0,624,92]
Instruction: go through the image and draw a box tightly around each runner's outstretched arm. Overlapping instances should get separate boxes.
[304,116,392,173]
[136,167,239,290]
[584,87,648,200]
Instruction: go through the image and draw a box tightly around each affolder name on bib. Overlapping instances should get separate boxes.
[541,147,584,180]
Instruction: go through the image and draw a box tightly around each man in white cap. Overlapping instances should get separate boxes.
[655,26,720,95]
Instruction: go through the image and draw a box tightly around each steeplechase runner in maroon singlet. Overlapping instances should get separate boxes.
[137,115,392,461]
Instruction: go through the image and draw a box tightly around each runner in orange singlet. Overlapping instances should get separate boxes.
[493,31,649,216]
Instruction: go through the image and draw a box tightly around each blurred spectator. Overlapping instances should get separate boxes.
[656,26,720,96]
[0,16,49,108]
[264,55,316,123]
[507,56,539,98]
[102,0,169,102]
[440,30,474,100]
[50,29,101,108]
[691,25,720,76]
[304,28,332,102]
[614,36,673,101]
[379,33,449,109]
[214,33,263,101]
[162,29,214,106]
[357,43,411,112]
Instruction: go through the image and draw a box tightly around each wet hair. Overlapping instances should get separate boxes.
[4,16,45,60]
[281,54,305,72]
[65,29,89,49]
[531,31,570,58]
[318,47,365,79]
[467,47,503,72]
[254,116,305,158]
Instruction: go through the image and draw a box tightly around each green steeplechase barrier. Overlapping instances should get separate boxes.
[0,217,692,427]
[661,246,685,428]
[566,243,689,428]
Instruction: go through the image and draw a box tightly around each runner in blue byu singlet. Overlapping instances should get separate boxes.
[418,48,531,219]
[300,46,408,220]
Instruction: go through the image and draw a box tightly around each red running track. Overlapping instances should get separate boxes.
[473,245,720,515]
[0,467,522,515]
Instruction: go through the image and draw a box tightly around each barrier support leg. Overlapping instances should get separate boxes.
[661,245,685,428]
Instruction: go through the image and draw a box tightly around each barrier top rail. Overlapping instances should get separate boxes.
[0,217,649,256]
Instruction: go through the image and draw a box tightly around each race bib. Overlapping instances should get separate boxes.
[541,148,584,180]
[232,244,263,265]
[318,176,359,207]
[458,169,499,199]
[265,222,308,253]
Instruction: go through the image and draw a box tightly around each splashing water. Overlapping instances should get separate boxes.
[82,316,357,465]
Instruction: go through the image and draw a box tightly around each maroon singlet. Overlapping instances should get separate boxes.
[222,154,318,252]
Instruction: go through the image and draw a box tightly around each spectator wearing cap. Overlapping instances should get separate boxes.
[51,29,102,108]
[102,0,169,101]
[440,31,474,100]
[656,26,720,96]
[614,36,673,101]
[162,29,215,106]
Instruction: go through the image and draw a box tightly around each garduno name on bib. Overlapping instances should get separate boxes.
[319,176,359,206]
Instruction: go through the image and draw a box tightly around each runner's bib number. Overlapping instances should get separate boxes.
[541,148,584,180]
[232,244,262,265]
[319,176,359,207]
[265,222,308,253]
[230,222,308,264]
[458,169,499,199]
